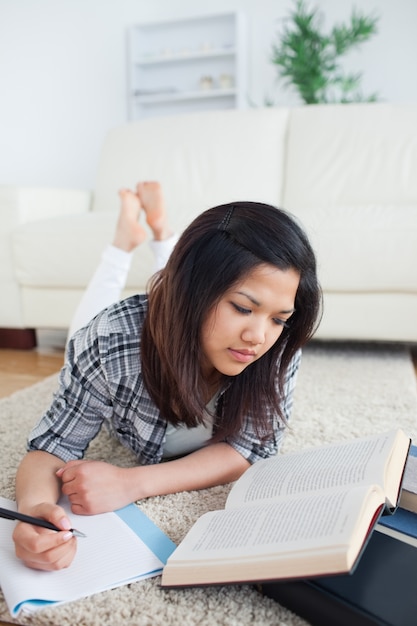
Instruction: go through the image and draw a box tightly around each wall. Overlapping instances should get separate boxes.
[0,0,416,190]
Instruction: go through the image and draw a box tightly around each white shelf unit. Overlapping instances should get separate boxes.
[127,12,247,119]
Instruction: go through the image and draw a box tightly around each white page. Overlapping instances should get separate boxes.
[0,497,173,617]
[403,455,417,492]
[165,485,382,563]
[226,430,397,509]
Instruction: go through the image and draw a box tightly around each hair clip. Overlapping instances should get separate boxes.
[218,205,235,232]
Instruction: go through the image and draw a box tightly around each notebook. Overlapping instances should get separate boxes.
[0,495,175,617]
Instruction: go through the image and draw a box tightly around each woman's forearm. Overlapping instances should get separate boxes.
[127,442,250,502]
[52,443,250,515]
[15,450,66,512]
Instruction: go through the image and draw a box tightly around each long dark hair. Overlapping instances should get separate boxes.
[141,201,322,441]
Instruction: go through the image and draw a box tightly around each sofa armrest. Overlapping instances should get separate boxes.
[0,186,92,329]
[0,186,92,225]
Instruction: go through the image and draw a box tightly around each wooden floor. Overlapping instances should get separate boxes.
[0,331,66,399]
[0,336,417,400]
[0,348,65,399]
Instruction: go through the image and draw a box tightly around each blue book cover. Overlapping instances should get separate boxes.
[378,508,417,539]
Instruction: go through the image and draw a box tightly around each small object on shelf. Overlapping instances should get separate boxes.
[134,87,177,97]
[199,76,214,91]
[200,41,212,52]
[219,73,233,89]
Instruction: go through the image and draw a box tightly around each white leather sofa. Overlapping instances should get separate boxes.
[1,103,416,346]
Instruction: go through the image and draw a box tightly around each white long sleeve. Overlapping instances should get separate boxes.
[68,245,133,339]
[149,233,179,271]
[68,234,179,339]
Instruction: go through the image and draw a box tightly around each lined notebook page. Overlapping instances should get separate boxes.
[0,496,175,616]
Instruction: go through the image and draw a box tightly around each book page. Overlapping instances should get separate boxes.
[0,496,175,617]
[403,455,417,493]
[164,485,383,564]
[227,430,401,509]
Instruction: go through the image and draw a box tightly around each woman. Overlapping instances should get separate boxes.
[13,198,321,571]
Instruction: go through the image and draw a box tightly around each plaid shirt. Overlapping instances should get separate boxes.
[28,295,301,465]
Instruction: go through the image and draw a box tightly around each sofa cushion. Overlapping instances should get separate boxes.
[294,204,417,291]
[284,103,417,210]
[92,108,290,223]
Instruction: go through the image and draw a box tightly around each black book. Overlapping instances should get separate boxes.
[261,529,417,626]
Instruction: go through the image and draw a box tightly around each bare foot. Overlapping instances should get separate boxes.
[112,189,147,252]
[136,182,172,241]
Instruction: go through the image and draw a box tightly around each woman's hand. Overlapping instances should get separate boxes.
[12,502,76,571]
[57,460,131,515]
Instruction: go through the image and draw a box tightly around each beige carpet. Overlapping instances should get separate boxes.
[1,342,416,626]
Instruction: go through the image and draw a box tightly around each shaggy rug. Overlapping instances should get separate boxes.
[0,342,416,626]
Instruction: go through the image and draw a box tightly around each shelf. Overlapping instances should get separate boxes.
[134,88,236,105]
[127,12,246,119]
[136,48,236,66]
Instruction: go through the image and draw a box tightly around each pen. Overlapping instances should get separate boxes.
[0,507,87,538]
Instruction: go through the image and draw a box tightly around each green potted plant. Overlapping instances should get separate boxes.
[271,0,379,104]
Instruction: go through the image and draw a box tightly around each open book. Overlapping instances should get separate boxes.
[0,496,175,617]
[161,429,410,588]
